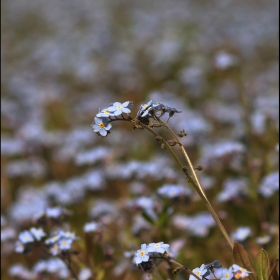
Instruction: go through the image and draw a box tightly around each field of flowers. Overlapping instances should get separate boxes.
[1,0,279,279]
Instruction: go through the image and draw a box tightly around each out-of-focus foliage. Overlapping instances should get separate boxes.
[1,0,279,279]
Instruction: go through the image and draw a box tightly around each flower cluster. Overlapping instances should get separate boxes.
[190,263,252,280]
[15,227,46,253]
[134,242,170,266]
[91,100,182,137]
[92,101,133,137]
[136,100,181,120]
[45,230,77,256]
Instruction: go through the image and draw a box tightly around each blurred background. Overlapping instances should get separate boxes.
[1,0,279,279]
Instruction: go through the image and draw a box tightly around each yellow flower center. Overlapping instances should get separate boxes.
[117,105,123,110]
[196,271,201,276]
[104,110,110,114]
[235,273,242,279]
[99,122,105,129]
[225,273,230,278]
[140,251,146,257]
[154,243,160,248]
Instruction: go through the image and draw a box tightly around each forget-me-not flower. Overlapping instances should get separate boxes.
[108,101,134,116]
[92,117,112,137]
[134,244,150,265]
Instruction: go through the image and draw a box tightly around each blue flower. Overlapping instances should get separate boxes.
[18,230,34,244]
[78,268,92,280]
[96,106,115,118]
[221,268,233,280]
[108,101,134,116]
[134,244,150,265]
[231,264,252,278]
[58,238,73,250]
[189,264,207,280]
[92,117,112,137]
[30,227,46,241]
[83,221,99,232]
[15,241,25,253]
[157,184,192,198]
[147,242,169,254]
[230,226,251,242]
[136,100,153,118]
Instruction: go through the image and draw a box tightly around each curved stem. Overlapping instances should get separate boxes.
[138,118,234,250]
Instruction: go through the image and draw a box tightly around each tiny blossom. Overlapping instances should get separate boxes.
[231,264,252,278]
[96,106,115,118]
[78,268,92,280]
[255,235,271,245]
[30,227,46,241]
[1,227,17,242]
[136,100,153,118]
[58,238,73,250]
[147,242,169,253]
[92,117,112,137]
[19,230,34,244]
[231,226,252,242]
[50,243,60,256]
[190,264,207,280]
[108,101,134,116]
[45,207,64,219]
[15,241,25,253]
[157,184,192,198]
[221,268,233,280]
[258,172,279,197]
[134,244,149,265]
[203,260,223,279]
[84,221,99,232]
[32,260,47,273]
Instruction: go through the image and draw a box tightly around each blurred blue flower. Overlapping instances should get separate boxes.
[231,226,252,242]
[255,235,271,245]
[258,171,279,197]
[30,227,46,241]
[15,241,25,253]
[78,268,92,280]
[157,184,192,198]
[92,117,112,137]
[231,264,252,278]
[83,221,100,233]
[19,230,34,244]
[58,238,73,250]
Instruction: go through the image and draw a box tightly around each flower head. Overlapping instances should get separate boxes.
[30,227,46,241]
[231,264,252,278]
[18,230,34,244]
[108,101,134,116]
[147,242,169,254]
[15,241,25,253]
[221,268,233,280]
[134,244,150,265]
[78,268,92,280]
[92,117,112,137]
[96,104,115,118]
[190,264,207,280]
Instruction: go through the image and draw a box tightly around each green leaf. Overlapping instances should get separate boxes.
[142,210,155,225]
[232,242,256,280]
[268,259,279,280]
[156,204,171,228]
[254,249,270,280]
